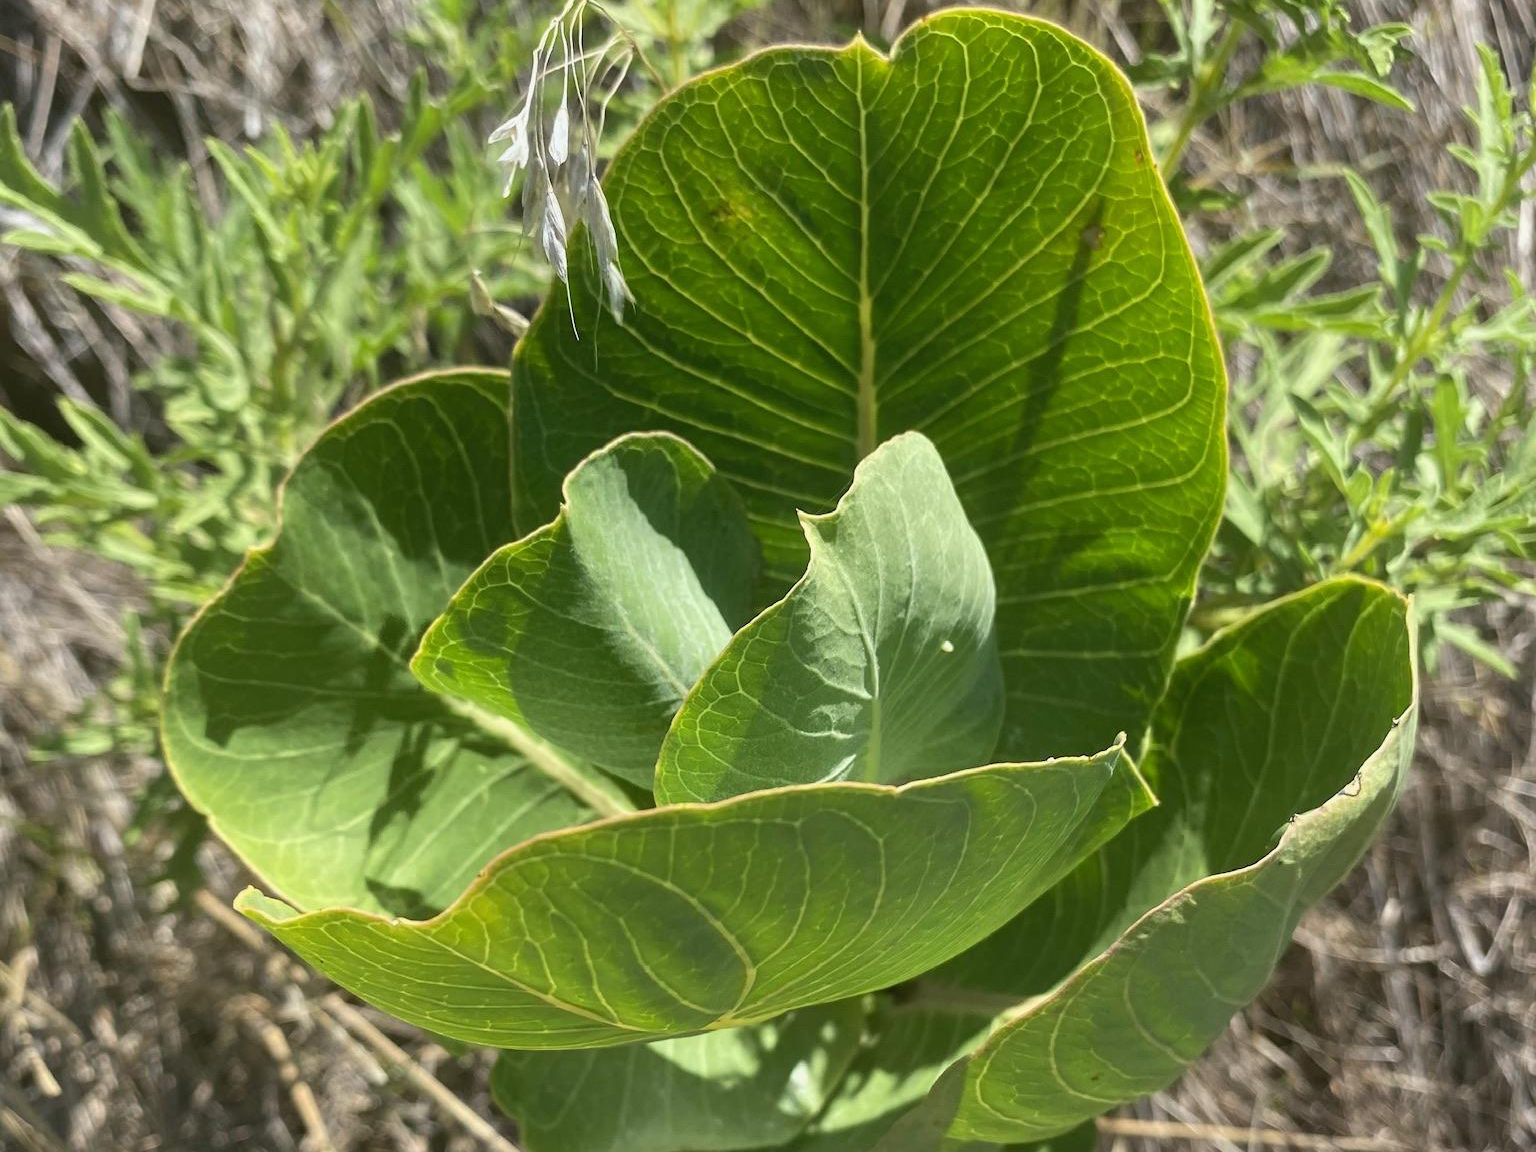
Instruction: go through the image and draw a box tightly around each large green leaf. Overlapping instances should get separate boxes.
[161,370,610,915]
[655,432,1001,804]
[236,744,1150,1048]
[491,1000,867,1152]
[788,1006,992,1152]
[510,9,1227,759]
[414,432,759,787]
[884,578,1416,1146]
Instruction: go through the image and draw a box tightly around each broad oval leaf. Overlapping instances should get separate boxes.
[884,578,1416,1146]
[788,1006,992,1152]
[655,432,1002,804]
[413,432,759,786]
[161,370,609,915]
[491,1000,867,1152]
[511,9,1227,759]
[236,745,1151,1049]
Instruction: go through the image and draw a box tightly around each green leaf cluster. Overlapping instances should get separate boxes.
[0,80,545,564]
[0,0,760,768]
[1131,0,1414,183]
[1183,29,1536,675]
[159,11,1418,1151]
[0,7,563,766]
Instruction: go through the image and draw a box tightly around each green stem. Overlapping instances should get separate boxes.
[1354,155,1533,443]
[1159,23,1242,183]
[1335,508,1417,574]
[446,699,637,818]
[896,981,1034,1019]
[1353,260,1475,442]
[587,3,671,92]
[665,0,687,88]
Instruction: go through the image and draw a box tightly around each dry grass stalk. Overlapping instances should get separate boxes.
[193,890,523,1152]
[231,994,339,1152]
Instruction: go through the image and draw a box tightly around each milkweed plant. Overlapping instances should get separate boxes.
[156,9,1421,1151]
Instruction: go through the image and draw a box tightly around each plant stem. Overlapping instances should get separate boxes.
[1335,508,1418,574]
[665,0,687,89]
[447,699,637,818]
[896,981,1031,1018]
[587,2,671,92]
[1159,23,1242,182]
[1352,260,1475,443]
[1353,155,1533,443]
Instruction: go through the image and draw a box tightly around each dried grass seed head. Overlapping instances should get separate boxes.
[487,0,634,322]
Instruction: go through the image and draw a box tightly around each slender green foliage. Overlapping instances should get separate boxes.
[1158,9,1536,672]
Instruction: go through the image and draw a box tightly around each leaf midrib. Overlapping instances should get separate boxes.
[855,45,878,459]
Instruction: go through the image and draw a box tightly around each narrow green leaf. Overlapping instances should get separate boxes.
[1436,620,1517,677]
[1291,394,1350,497]
[1221,248,1331,309]
[1429,375,1467,491]
[205,138,295,296]
[1313,71,1415,112]
[413,432,759,787]
[0,471,53,503]
[1342,170,1401,300]
[1199,227,1284,288]
[67,121,148,266]
[655,432,1001,804]
[0,409,83,482]
[0,104,62,211]
[59,271,175,317]
[236,744,1151,1049]
[1,227,102,259]
[1222,473,1267,546]
[0,106,141,267]
[56,399,136,474]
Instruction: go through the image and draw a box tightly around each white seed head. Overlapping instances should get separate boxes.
[603,259,633,323]
[498,138,529,168]
[469,269,531,336]
[540,186,569,281]
[486,0,636,325]
[488,100,529,145]
[522,158,551,230]
[548,102,570,166]
[490,101,533,197]
[584,181,619,268]
[565,141,594,211]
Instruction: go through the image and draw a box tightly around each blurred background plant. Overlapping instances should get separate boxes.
[1151,1,1536,679]
[1,1,1532,1150]
[0,0,754,767]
